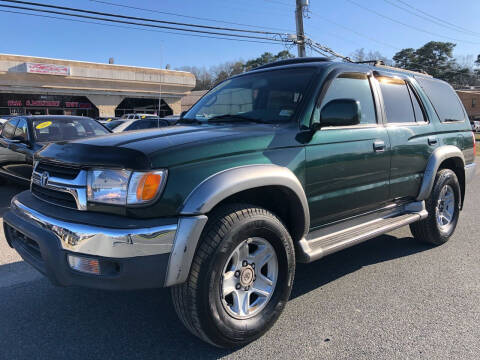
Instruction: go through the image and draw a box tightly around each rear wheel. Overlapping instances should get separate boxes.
[171,204,295,348]
[410,169,461,245]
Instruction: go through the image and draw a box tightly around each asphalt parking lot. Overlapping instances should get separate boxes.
[0,176,479,360]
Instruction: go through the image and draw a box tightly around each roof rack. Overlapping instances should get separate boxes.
[253,57,330,70]
[354,60,386,66]
[354,59,431,77]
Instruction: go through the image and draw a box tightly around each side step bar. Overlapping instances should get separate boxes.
[298,203,428,263]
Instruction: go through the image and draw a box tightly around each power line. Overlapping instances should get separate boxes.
[383,0,480,37]
[262,0,292,7]
[345,0,480,45]
[0,8,284,45]
[0,0,284,35]
[395,0,480,36]
[0,2,287,42]
[88,0,294,33]
[307,9,401,51]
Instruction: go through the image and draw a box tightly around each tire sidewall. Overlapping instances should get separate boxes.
[429,169,461,239]
[199,213,295,347]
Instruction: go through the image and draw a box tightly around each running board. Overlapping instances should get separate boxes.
[298,202,428,263]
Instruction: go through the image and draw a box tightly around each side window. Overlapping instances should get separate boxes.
[378,77,416,123]
[314,73,377,125]
[13,118,28,142]
[416,77,466,122]
[408,86,427,123]
[1,119,19,139]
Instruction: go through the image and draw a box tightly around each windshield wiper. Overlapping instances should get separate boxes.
[207,114,268,124]
[177,117,203,125]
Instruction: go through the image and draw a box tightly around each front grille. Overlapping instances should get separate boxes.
[36,162,80,180]
[31,183,77,209]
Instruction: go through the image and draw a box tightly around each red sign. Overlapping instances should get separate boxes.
[65,102,92,109]
[26,100,60,107]
[25,62,70,76]
[7,100,22,107]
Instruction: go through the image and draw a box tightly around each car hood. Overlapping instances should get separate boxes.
[36,124,297,170]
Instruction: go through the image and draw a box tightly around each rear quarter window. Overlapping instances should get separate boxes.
[416,77,466,122]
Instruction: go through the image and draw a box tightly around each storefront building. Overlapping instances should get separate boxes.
[0,54,196,118]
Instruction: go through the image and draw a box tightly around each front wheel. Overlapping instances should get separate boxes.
[410,169,461,245]
[171,204,295,348]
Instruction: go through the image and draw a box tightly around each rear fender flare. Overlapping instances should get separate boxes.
[417,145,465,201]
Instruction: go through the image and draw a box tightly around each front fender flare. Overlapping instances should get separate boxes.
[164,165,309,287]
[181,164,310,233]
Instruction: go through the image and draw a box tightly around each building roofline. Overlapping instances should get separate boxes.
[0,53,190,74]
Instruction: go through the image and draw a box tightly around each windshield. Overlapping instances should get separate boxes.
[184,68,313,123]
[33,117,110,142]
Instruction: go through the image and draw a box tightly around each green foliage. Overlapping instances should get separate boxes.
[393,41,477,87]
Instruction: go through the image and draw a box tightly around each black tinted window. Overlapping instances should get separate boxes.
[409,86,426,123]
[416,77,465,122]
[1,118,18,139]
[315,73,377,125]
[14,118,28,141]
[378,77,416,123]
[127,119,157,131]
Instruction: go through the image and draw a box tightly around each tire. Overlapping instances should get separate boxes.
[410,168,461,245]
[171,204,295,348]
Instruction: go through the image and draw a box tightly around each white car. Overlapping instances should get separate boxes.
[119,113,156,121]
[471,120,480,132]
[112,117,170,133]
[0,118,8,131]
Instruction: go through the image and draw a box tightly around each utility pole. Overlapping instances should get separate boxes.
[295,0,308,57]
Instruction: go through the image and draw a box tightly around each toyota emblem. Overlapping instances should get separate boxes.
[40,171,50,187]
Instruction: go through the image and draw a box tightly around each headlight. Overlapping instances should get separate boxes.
[87,169,167,206]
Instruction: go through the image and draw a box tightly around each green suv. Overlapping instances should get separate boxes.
[3,58,476,347]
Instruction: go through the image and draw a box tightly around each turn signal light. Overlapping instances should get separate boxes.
[136,173,162,201]
[68,255,101,275]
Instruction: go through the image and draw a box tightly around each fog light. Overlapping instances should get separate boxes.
[68,255,101,275]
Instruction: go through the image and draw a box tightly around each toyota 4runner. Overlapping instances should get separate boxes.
[3,58,476,348]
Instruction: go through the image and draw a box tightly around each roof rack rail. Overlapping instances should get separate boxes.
[253,57,330,70]
[355,59,432,77]
[354,60,386,66]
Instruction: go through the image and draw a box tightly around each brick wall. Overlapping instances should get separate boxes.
[457,91,480,120]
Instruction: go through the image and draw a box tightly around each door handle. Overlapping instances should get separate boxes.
[428,136,438,146]
[373,140,385,152]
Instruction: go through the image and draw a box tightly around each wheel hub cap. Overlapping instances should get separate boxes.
[436,184,455,230]
[220,237,278,320]
[239,266,255,287]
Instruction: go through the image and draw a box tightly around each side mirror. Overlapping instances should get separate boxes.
[320,99,361,128]
[180,111,187,119]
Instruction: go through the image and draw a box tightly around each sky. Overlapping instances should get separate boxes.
[1,0,480,70]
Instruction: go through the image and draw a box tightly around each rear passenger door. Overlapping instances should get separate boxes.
[306,71,391,228]
[376,73,434,200]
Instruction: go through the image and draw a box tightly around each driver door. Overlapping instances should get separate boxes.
[305,72,391,228]
[0,118,35,183]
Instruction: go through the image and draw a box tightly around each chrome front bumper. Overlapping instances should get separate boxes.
[10,198,177,258]
[465,162,476,184]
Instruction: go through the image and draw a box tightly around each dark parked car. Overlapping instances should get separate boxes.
[0,116,110,185]
[3,58,476,347]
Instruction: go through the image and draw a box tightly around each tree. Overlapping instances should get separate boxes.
[178,50,295,90]
[244,50,294,71]
[393,41,475,86]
